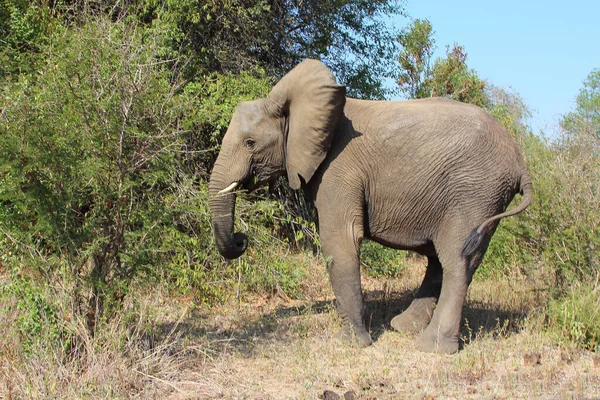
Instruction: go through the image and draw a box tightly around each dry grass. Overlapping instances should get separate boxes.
[2,255,599,399]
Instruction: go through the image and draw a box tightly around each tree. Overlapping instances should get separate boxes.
[133,0,405,99]
[486,85,532,139]
[397,20,487,107]
[560,68,600,147]
[3,0,404,98]
[397,18,435,99]
[424,44,488,107]
[282,0,404,99]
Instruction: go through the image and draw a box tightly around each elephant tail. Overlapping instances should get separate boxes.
[461,172,533,257]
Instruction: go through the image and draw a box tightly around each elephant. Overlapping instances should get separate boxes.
[208,59,532,354]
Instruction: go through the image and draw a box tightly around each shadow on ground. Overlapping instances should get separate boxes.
[151,285,529,356]
[363,287,528,348]
[151,299,336,357]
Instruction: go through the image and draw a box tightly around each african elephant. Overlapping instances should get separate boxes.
[208,59,532,354]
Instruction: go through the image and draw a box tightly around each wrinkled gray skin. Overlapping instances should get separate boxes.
[209,59,532,354]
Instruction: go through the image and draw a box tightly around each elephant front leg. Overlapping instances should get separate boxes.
[321,227,372,347]
[391,256,442,334]
[327,254,373,347]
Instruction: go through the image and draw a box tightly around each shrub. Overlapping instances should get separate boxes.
[480,72,600,351]
[547,283,600,351]
[0,272,65,353]
[361,239,409,278]
[0,13,287,326]
[0,16,191,327]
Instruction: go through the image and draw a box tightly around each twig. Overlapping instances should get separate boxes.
[0,227,46,261]
[165,304,190,344]
[236,258,242,311]
[134,369,182,393]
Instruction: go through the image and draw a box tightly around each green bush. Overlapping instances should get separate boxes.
[0,0,60,77]
[509,133,598,286]
[0,271,65,353]
[547,283,600,351]
[0,17,189,325]
[475,83,599,289]
[478,73,600,351]
[361,239,408,278]
[0,13,289,324]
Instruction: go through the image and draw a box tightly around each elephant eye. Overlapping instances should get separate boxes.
[244,138,256,149]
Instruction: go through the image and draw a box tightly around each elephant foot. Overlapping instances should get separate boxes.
[336,324,373,348]
[390,297,436,334]
[415,328,459,354]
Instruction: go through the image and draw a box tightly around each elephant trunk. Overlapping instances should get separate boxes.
[208,163,248,260]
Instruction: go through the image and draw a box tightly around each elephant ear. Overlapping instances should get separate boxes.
[268,59,346,189]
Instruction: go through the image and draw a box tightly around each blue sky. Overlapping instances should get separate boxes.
[394,0,600,134]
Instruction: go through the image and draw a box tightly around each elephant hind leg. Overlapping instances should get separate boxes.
[415,224,493,354]
[391,256,442,334]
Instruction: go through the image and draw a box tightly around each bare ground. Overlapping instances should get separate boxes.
[135,257,600,400]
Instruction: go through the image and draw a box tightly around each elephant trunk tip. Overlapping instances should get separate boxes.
[217,232,249,260]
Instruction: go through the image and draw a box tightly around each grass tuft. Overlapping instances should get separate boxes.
[547,282,600,351]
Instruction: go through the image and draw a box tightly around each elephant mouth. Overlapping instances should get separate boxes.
[216,174,261,196]
[242,165,282,192]
[242,175,260,192]
[217,165,283,196]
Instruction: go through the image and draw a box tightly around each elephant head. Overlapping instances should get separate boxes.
[209,59,346,259]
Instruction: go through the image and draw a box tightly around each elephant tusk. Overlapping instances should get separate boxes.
[217,182,240,195]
